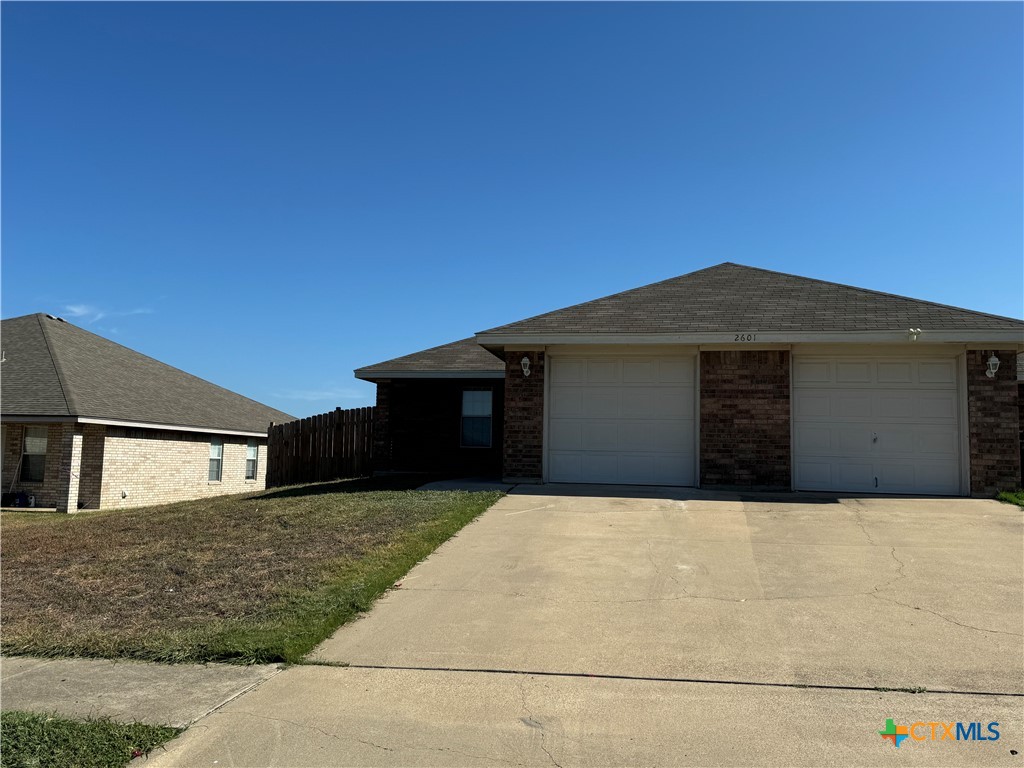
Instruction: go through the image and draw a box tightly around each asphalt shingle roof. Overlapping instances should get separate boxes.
[480,263,1024,335]
[1,314,295,433]
[355,337,504,378]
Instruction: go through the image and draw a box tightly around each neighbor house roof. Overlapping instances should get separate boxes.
[355,337,504,381]
[478,263,1024,337]
[1,314,295,434]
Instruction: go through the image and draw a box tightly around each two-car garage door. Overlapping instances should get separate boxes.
[548,356,696,485]
[792,357,962,495]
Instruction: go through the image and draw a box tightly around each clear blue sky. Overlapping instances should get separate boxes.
[3,2,1021,417]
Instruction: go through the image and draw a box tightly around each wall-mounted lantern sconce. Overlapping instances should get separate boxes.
[521,356,531,378]
[985,354,1000,379]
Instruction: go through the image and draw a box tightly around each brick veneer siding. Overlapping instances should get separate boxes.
[1,422,67,508]
[77,424,106,509]
[967,350,1021,496]
[700,350,791,489]
[503,351,544,482]
[373,380,393,471]
[99,428,268,509]
[379,378,504,476]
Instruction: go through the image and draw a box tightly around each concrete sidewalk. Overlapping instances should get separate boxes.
[143,665,1024,767]
[0,656,280,728]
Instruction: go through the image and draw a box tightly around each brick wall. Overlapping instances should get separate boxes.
[382,379,504,476]
[967,350,1021,496]
[1,422,67,508]
[503,351,544,481]
[77,424,106,509]
[700,350,791,489]
[100,428,268,509]
[372,380,393,471]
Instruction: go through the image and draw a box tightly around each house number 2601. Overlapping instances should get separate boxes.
[734,333,757,342]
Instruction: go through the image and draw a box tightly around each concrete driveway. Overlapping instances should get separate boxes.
[148,487,1024,766]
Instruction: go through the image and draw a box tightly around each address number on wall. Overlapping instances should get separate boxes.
[734,334,757,342]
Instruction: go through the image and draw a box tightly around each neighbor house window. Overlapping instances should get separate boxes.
[209,438,223,481]
[245,439,258,480]
[461,390,492,448]
[21,426,48,483]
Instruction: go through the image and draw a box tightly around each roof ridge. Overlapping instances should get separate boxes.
[725,263,1024,326]
[36,313,77,414]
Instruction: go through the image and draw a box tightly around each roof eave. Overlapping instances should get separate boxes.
[475,329,1024,347]
[354,369,505,382]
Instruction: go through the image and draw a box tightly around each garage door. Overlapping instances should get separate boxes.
[793,357,962,495]
[548,356,695,485]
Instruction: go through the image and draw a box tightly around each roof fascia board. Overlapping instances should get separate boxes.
[354,370,505,381]
[75,417,268,437]
[476,330,1024,346]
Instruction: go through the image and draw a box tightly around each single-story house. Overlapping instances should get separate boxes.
[356,263,1023,497]
[1,313,295,512]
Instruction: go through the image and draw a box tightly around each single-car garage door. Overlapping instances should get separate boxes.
[547,356,695,485]
[793,357,962,495]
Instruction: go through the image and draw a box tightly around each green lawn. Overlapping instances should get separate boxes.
[996,489,1024,508]
[0,476,502,664]
[0,712,178,768]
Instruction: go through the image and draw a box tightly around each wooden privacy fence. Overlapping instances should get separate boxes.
[267,406,374,487]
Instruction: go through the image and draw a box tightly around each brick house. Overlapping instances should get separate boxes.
[1,314,294,512]
[357,263,1023,497]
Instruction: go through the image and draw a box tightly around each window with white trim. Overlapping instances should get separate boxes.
[461,390,492,448]
[245,439,258,480]
[21,426,48,483]
[209,437,223,481]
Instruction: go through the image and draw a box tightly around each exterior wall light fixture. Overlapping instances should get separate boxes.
[985,354,1000,379]
[521,356,531,378]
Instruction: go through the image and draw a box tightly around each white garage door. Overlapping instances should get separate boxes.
[547,356,695,485]
[793,357,962,495]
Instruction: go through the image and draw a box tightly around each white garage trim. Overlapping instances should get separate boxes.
[543,354,698,486]
[792,355,966,496]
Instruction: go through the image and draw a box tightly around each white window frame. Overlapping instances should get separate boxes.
[21,425,48,483]
[460,389,493,449]
[209,437,223,482]
[245,439,258,480]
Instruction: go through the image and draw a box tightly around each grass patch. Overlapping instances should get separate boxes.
[0,711,178,768]
[1,476,502,663]
[996,490,1024,508]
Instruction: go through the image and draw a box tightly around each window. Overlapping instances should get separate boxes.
[461,390,492,448]
[209,437,223,481]
[245,439,258,480]
[21,426,47,483]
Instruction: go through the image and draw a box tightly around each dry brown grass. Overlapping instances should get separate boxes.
[1,476,502,663]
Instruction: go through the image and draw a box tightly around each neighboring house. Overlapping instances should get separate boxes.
[1,314,295,512]
[357,263,1023,497]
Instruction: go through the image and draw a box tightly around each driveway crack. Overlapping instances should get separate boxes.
[518,676,562,768]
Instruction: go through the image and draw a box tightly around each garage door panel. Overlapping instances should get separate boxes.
[793,356,962,496]
[587,360,618,383]
[550,359,586,384]
[582,422,618,451]
[836,361,871,383]
[918,361,957,384]
[548,356,695,486]
[621,387,691,419]
[582,389,620,418]
[795,361,831,384]
[549,421,582,451]
[876,362,913,383]
[550,389,583,417]
[795,426,833,452]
